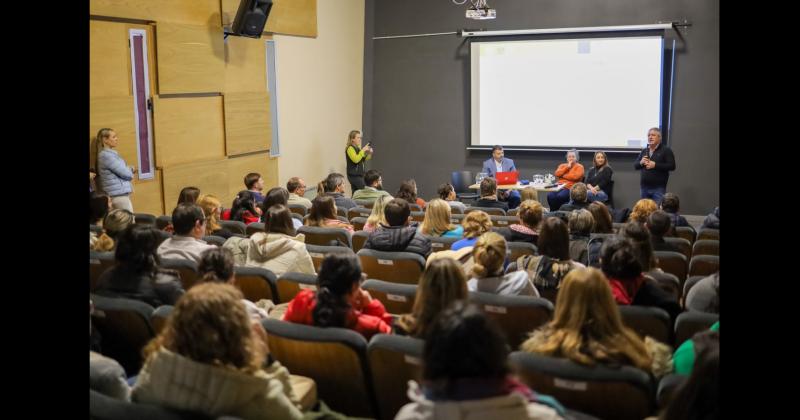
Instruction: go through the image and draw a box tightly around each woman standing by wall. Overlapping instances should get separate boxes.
[94,128,135,212]
[345,130,373,193]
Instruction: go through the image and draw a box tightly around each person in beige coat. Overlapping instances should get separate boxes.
[132,283,304,419]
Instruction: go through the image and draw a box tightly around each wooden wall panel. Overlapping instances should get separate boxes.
[162,159,230,211]
[153,96,226,166]
[227,153,279,194]
[221,0,317,37]
[131,169,164,216]
[90,21,131,97]
[224,93,270,156]
[156,23,225,94]
[90,0,221,26]
[224,35,268,94]
[89,96,137,167]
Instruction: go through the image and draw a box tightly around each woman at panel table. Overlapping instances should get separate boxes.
[546,149,584,212]
[584,151,613,203]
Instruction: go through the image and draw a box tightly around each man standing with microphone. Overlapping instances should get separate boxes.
[634,127,675,205]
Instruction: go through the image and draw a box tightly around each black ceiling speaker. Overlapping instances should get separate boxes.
[231,0,273,38]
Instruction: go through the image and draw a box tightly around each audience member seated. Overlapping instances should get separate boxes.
[244,172,266,203]
[701,206,720,230]
[521,268,673,379]
[197,194,233,239]
[286,177,312,209]
[363,198,431,258]
[247,205,315,276]
[599,237,682,321]
[283,254,392,340]
[468,232,539,297]
[90,192,112,226]
[588,201,614,234]
[437,182,467,213]
[558,182,590,212]
[132,283,304,419]
[502,200,543,244]
[451,210,492,251]
[660,193,690,228]
[90,351,131,401]
[517,217,585,295]
[197,247,270,320]
[352,169,392,201]
[685,272,719,314]
[96,224,184,307]
[306,195,354,233]
[646,210,680,253]
[176,186,200,206]
[396,302,565,420]
[584,151,613,203]
[157,204,217,264]
[661,327,719,420]
[363,195,390,233]
[673,322,719,376]
[618,222,660,274]
[396,179,426,209]
[547,149,585,212]
[474,177,509,211]
[520,187,538,203]
[419,199,464,238]
[225,190,262,225]
[395,257,468,337]
[261,187,303,230]
[628,198,658,224]
[91,209,135,252]
[568,209,594,266]
[323,172,357,210]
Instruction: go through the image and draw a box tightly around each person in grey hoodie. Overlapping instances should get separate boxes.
[363,198,431,259]
[94,128,135,212]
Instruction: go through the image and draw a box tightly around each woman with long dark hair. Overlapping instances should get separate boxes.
[227,190,261,225]
[584,151,613,203]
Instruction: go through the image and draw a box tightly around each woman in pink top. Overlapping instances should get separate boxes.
[546,149,585,212]
[306,195,354,233]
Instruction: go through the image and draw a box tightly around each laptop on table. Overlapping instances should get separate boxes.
[495,171,519,185]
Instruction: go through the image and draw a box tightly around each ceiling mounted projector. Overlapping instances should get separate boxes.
[466,0,496,20]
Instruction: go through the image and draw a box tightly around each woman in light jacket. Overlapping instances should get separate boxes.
[245,205,315,277]
[94,128,135,212]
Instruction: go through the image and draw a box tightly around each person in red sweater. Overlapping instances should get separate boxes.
[546,149,585,212]
[225,190,262,225]
[282,254,392,339]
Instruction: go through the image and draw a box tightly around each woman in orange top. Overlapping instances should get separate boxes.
[547,149,584,211]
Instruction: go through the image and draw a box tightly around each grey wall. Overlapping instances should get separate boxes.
[363,0,718,214]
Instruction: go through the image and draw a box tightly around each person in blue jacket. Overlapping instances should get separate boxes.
[481,145,520,209]
[95,128,135,212]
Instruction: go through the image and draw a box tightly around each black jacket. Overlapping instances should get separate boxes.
[95,266,185,308]
[584,166,613,191]
[473,198,509,211]
[364,224,432,258]
[558,202,590,212]
[634,144,676,188]
[634,277,682,323]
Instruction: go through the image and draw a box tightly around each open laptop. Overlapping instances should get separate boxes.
[495,171,519,185]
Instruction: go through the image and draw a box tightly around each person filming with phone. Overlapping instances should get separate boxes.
[345,130,373,193]
[634,127,675,205]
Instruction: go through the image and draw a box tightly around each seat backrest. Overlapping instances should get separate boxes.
[507,208,519,216]
[509,352,654,420]
[233,266,278,303]
[367,334,424,420]
[218,220,247,235]
[465,206,506,216]
[159,258,200,291]
[605,180,615,208]
[425,235,459,252]
[674,311,719,345]
[697,228,719,241]
[357,249,426,285]
[155,215,173,231]
[288,204,308,216]
[298,225,352,248]
[451,171,474,193]
[306,244,355,272]
[688,255,719,277]
[336,207,347,218]
[663,237,692,260]
[262,318,377,418]
[646,271,682,301]
[682,275,706,306]
[490,215,521,227]
[469,291,553,349]
[90,294,156,375]
[618,305,672,345]
[275,272,318,303]
[348,206,372,220]
[245,222,266,237]
[408,203,423,212]
[450,213,466,224]
[409,211,425,222]
[150,305,174,335]
[133,213,156,226]
[361,279,417,315]
[449,205,464,214]
[654,251,688,281]
[201,235,226,247]
[350,216,368,231]
[90,251,116,292]
[656,374,688,410]
[612,222,626,233]
[90,389,211,420]
[691,239,719,257]
[674,226,697,244]
[351,230,370,253]
[355,199,375,209]
[506,241,538,262]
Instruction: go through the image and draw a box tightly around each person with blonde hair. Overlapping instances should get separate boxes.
[196,194,233,239]
[132,283,304,419]
[503,200,543,244]
[395,257,469,337]
[91,209,136,252]
[451,210,493,251]
[94,128,135,212]
[629,198,659,224]
[363,194,390,233]
[521,268,673,378]
[468,232,539,297]
[520,187,538,202]
[419,199,464,238]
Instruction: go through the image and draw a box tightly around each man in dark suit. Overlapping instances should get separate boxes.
[481,145,521,209]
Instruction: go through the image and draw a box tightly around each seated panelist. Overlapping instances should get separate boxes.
[481,145,520,209]
[546,149,584,211]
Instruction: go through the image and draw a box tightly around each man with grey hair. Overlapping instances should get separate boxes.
[286,177,312,209]
[546,149,584,212]
[559,182,590,212]
[634,127,676,205]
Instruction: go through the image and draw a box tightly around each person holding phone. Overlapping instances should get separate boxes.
[634,127,675,205]
[345,130,373,193]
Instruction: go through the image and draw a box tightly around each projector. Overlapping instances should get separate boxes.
[466,0,496,20]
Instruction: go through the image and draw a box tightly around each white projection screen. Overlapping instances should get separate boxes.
[470,35,664,151]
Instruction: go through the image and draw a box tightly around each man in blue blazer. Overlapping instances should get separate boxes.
[480,145,521,209]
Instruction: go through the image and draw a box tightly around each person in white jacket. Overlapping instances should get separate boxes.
[246,205,315,277]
